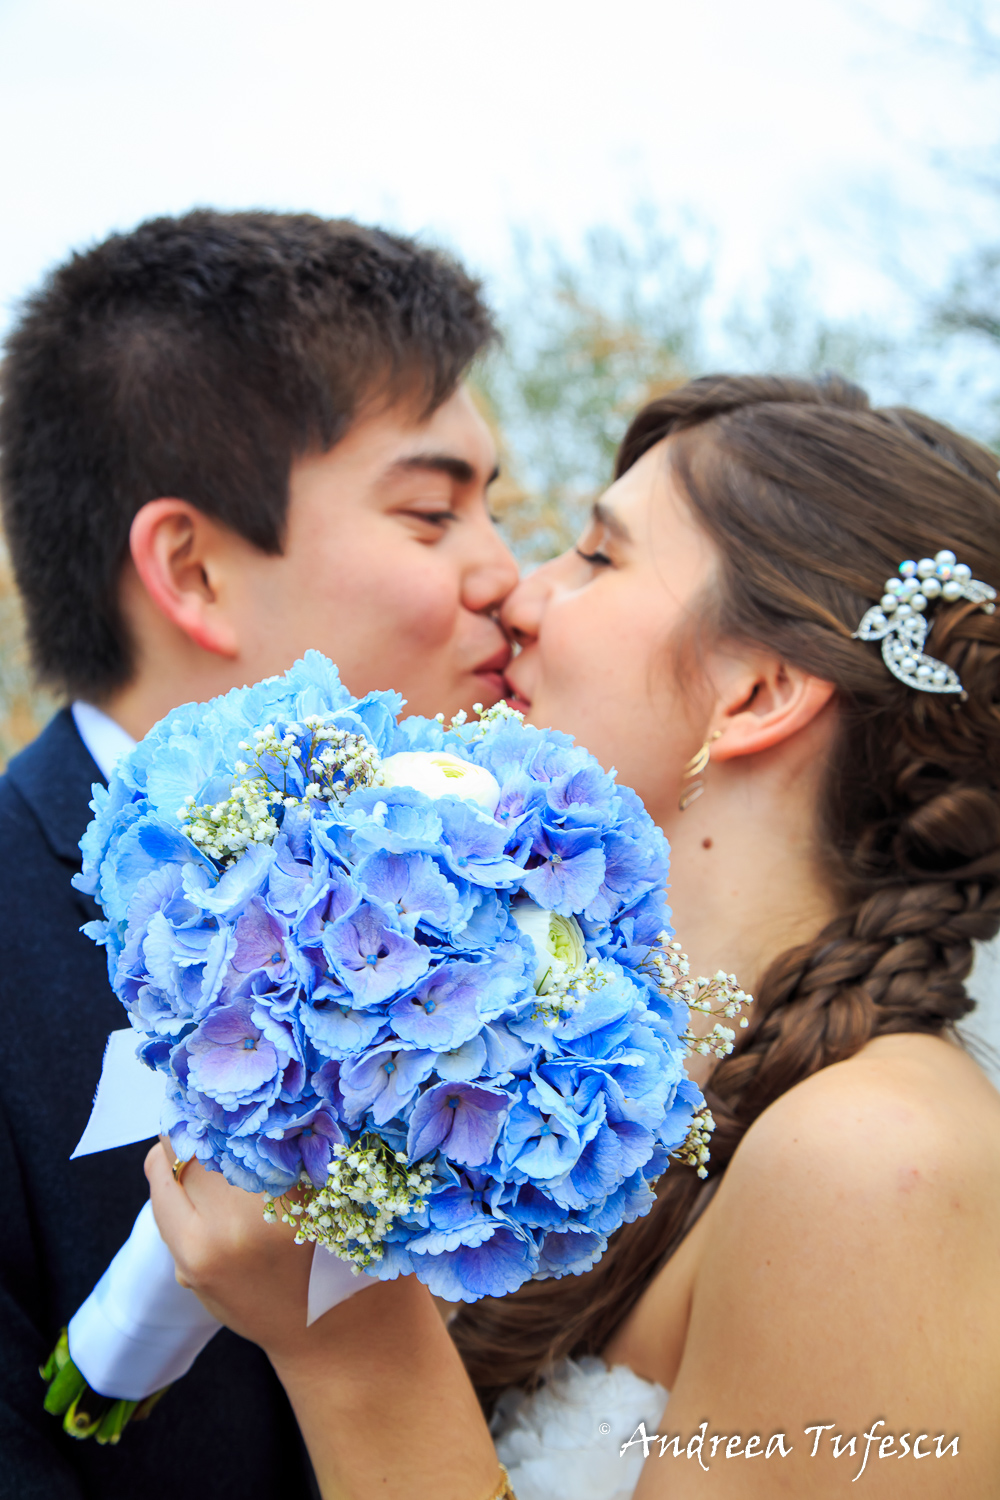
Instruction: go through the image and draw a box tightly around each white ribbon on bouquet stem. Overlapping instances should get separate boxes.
[69,1030,370,1399]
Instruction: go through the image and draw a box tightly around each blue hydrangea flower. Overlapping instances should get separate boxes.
[77,654,703,1301]
[257,1103,346,1188]
[406,1081,510,1167]
[325,902,431,1006]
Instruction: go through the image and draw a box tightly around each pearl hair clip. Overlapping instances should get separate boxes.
[852,550,996,695]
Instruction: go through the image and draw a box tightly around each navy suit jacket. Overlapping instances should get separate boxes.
[0,709,315,1498]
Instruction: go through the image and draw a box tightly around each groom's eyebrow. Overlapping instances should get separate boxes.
[593,500,632,543]
[388,454,501,486]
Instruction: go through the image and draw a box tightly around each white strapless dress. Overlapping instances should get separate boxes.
[492,1357,668,1500]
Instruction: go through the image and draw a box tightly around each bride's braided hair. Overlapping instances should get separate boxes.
[451,374,1000,1413]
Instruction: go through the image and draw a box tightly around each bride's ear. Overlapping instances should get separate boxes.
[709,653,835,761]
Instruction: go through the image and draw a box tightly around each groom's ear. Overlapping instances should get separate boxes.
[708,650,835,761]
[128,498,240,659]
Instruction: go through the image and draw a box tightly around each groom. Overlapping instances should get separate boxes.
[0,210,516,1499]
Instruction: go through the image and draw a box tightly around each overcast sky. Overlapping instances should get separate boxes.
[0,0,997,341]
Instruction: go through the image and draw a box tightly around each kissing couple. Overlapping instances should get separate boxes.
[1,211,998,1500]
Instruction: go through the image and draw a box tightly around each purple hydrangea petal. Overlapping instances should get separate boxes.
[521,832,606,916]
[407,1082,509,1166]
[389,962,485,1050]
[326,902,431,1006]
[339,1043,437,1127]
[409,1226,537,1301]
[233,900,291,979]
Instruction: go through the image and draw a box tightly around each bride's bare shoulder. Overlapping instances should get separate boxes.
[658,1032,1000,1465]
[716,1031,1000,1239]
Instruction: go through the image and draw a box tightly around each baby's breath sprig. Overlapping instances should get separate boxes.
[433,700,525,735]
[670,1103,716,1180]
[471,700,525,732]
[179,723,303,862]
[299,719,383,804]
[433,707,469,730]
[263,1135,435,1270]
[531,956,609,1028]
[179,716,382,865]
[646,933,752,1060]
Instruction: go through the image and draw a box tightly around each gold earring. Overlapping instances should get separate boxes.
[679,731,722,812]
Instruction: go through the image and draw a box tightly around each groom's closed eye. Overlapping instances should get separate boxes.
[407,509,459,530]
[382,453,501,537]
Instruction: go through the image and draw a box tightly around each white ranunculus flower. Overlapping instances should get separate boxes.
[511,903,588,993]
[377,751,501,815]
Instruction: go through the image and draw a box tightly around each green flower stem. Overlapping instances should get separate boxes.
[40,1329,169,1444]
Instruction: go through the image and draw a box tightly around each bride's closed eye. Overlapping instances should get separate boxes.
[575,514,618,568]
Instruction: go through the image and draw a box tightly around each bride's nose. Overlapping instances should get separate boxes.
[499,558,558,647]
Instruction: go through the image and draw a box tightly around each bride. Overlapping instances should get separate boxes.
[147,374,1000,1498]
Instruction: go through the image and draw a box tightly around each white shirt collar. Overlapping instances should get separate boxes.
[71,701,136,782]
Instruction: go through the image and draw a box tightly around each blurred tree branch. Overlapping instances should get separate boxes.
[473,213,708,563]
[477,211,909,567]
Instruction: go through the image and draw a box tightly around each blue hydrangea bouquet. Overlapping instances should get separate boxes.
[46,653,747,1442]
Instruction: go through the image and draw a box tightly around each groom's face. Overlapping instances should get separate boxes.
[225,385,518,720]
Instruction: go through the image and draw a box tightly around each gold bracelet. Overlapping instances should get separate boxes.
[484,1465,516,1500]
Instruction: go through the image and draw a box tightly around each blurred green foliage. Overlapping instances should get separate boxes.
[473,216,703,562]
[477,214,916,568]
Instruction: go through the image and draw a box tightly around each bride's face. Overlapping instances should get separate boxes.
[501,438,718,829]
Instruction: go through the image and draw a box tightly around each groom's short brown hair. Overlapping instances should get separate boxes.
[0,210,496,701]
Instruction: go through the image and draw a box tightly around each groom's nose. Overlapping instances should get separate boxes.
[461,523,520,616]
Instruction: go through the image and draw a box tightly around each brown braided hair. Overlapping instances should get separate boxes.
[451,373,1000,1414]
